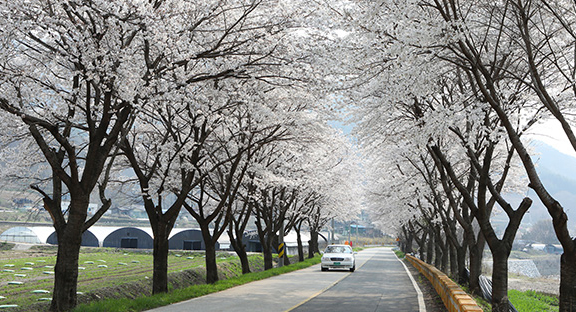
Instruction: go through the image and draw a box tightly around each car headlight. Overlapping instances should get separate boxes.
[321,257,329,261]
[345,257,351,261]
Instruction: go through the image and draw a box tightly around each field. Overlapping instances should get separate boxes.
[0,245,257,311]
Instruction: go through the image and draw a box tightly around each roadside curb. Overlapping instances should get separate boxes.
[406,255,483,312]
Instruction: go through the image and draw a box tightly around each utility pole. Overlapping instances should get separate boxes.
[278,220,285,267]
[356,223,359,248]
[348,223,351,245]
[331,218,335,244]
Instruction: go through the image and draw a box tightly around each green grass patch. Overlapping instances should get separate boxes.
[73,255,321,312]
[0,243,14,251]
[509,289,558,312]
[0,249,216,310]
[393,249,405,258]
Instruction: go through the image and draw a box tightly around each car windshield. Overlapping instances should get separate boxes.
[325,246,352,254]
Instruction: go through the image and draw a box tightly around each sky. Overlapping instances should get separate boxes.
[527,119,576,158]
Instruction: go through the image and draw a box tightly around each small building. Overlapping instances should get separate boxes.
[1,225,230,251]
[102,227,154,249]
[243,230,262,252]
[241,230,326,254]
[168,228,220,250]
[46,230,100,247]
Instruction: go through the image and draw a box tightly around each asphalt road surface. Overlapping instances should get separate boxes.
[146,247,424,312]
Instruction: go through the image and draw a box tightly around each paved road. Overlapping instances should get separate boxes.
[290,247,424,312]
[146,247,424,312]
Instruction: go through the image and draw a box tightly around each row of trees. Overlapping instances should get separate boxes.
[0,1,360,311]
[344,1,576,311]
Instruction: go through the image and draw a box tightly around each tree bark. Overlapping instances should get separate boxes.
[456,245,467,285]
[448,241,457,279]
[309,230,319,258]
[228,229,251,274]
[152,225,171,294]
[560,252,576,312]
[426,229,434,264]
[491,247,510,312]
[199,221,220,284]
[468,232,486,295]
[263,242,274,270]
[205,240,219,284]
[401,226,414,254]
[295,224,305,262]
[50,226,82,312]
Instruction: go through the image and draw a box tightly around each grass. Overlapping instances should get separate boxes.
[0,248,248,310]
[509,290,559,312]
[393,249,405,258]
[455,286,559,312]
[73,255,322,312]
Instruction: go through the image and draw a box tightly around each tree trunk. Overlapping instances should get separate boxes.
[440,241,448,273]
[456,245,467,285]
[50,228,82,312]
[237,245,251,274]
[426,229,434,264]
[449,241,457,279]
[309,230,319,258]
[205,241,218,284]
[468,237,485,296]
[491,249,510,312]
[50,197,88,312]
[263,242,274,270]
[296,231,304,262]
[228,230,251,274]
[296,226,304,262]
[560,251,576,312]
[403,229,414,254]
[414,229,427,260]
[434,235,442,269]
[200,220,219,283]
[152,227,170,294]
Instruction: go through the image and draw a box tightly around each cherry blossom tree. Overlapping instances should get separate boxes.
[113,0,310,290]
[0,1,150,309]
[342,2,537,310]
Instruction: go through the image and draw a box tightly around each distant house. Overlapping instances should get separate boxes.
[547,244,563,254]
[61,201,99,216]
[529,242,563,254]
[108,205,147,219]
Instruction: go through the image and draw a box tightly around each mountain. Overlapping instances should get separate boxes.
[505,141,576,231]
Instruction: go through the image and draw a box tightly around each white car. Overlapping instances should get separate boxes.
[321,244,356,272]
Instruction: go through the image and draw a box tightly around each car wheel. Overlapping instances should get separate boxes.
[321,267,328,271]
[350,266,355,272]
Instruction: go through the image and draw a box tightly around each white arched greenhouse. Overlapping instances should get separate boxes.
[0,226,55,244]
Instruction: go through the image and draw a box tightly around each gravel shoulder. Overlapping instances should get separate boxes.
[403,258,447,312]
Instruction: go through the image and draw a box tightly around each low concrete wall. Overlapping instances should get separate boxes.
[406,255,483,312]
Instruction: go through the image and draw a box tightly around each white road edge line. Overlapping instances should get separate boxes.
[395,252,426,312]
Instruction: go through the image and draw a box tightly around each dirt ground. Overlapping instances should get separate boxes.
[403,259,448,312]
[508,275,560,296]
